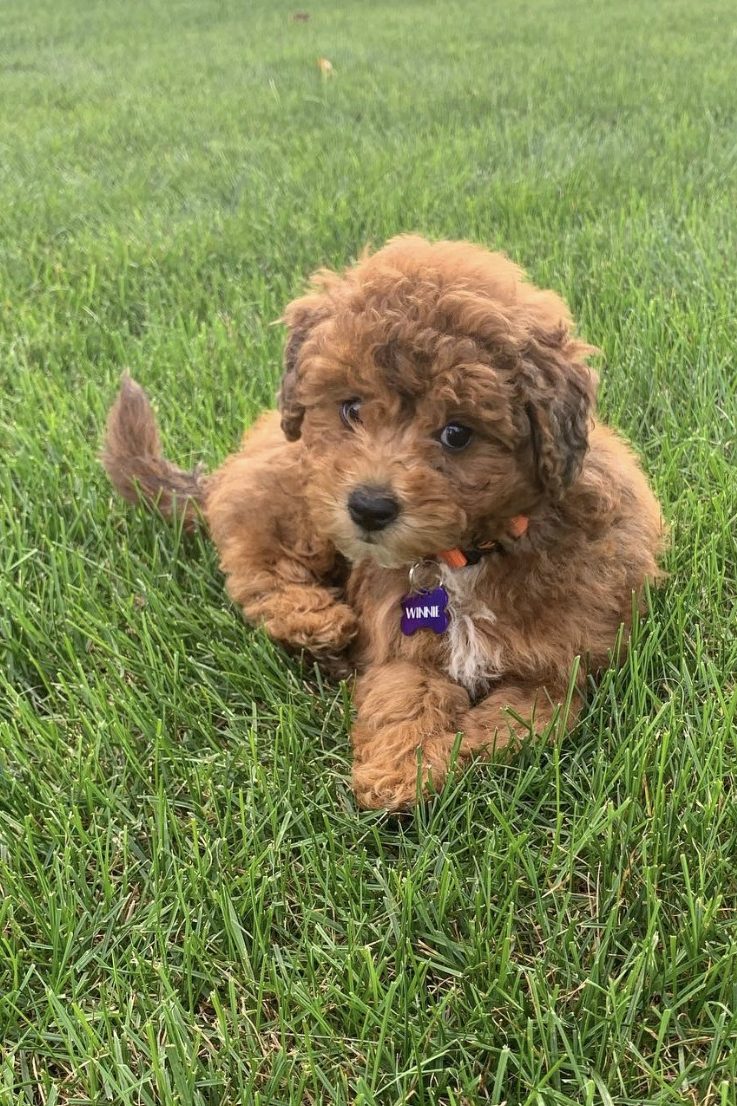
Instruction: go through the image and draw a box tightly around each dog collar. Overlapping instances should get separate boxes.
[437,514,529,570]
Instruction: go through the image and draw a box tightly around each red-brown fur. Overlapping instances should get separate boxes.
[103,236,665,810]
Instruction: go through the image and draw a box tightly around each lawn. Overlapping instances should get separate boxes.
[1,0,736,1102]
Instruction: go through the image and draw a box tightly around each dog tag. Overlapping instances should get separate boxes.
[400,585,450,636]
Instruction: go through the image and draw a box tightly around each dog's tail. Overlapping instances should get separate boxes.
[101,374,207,529]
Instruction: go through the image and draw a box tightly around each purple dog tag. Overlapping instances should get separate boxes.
[400,586,450,636]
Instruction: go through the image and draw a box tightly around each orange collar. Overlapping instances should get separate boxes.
[438,515,529,569]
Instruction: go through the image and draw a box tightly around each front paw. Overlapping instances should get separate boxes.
[265,598,358,657]
[351,747,448,811]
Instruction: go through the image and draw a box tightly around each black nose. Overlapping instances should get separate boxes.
[347,486,400,532]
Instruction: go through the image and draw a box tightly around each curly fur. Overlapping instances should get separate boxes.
[102,235,665,810]
[102,374,206,528]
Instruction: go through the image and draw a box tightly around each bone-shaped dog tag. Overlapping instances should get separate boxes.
[400,586,450,635]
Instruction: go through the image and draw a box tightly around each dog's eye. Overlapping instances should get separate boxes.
[340,399,362,428]
[438,422,473,451]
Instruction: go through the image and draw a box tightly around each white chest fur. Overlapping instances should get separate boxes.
[440,563,504,697]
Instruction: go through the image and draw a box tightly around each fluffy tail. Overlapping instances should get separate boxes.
[101,374,207,529]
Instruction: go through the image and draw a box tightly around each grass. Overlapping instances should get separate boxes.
[1,0,736,1101]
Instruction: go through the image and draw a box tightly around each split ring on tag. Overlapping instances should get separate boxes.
[408,558,442,594]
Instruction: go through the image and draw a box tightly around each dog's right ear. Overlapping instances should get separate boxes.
[278,293,331,441]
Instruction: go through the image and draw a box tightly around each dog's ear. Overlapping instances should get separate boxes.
[278,292,332,441]
[519,325,598,500]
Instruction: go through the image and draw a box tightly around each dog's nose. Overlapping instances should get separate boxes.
[347,486,400,532]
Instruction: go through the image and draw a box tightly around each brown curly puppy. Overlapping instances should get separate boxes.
[103,236,664,810]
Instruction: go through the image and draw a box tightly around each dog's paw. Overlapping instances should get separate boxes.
[264,597,358,657]
[352,750,448,811]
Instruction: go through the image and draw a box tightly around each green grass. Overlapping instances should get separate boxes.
[1,0,736,1101]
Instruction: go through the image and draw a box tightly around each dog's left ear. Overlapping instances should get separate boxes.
[519,325,598,500]
[278,293,331,441]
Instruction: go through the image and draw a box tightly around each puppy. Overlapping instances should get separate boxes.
[103,235,664,810]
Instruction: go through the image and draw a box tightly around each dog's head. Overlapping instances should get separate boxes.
[279,235,597,568]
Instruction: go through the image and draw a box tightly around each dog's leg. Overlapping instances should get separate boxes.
[205,440,359,664]
[351,662,471,810]
[352,671,582,809]
[454,681,583,760]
